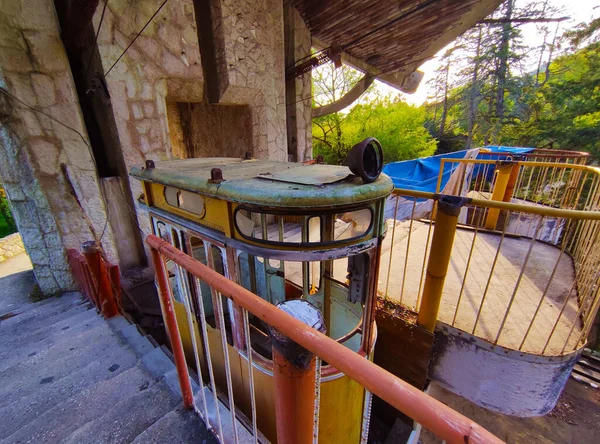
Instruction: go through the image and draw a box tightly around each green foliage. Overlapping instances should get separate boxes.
[507,43,600,158]
[313,99,437,165]
[424,13,600,161]
[0,185,17,238]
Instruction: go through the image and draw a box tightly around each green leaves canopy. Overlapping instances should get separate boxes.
[313,98,437,165]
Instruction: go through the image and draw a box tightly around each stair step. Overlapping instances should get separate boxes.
[0,304,98,354]
[0,323,135,408]
[0,320,110,376]
[62,381,180,444]
[3,364,156,444]
[0,345,138,439]
[131,407,218,444]
[194,387,257,444]
[0,312,104,372]
[0,292,84,330]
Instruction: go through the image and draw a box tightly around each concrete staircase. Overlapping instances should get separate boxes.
[0,292,216,444]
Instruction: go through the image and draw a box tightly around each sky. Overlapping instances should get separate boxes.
[380,0,600,106]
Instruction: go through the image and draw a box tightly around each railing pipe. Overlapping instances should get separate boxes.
[418,196,464,331]
[392,189,600,220]
[147,235,503,444]
[269,299,326,444]
[81,241,119,318]
[150,246,194,409]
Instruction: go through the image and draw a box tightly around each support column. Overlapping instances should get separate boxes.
[418,196,465,332]
[269,299,326,444]
[485,162,514,229]
[503,160,521,202]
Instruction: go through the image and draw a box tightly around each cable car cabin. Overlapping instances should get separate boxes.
[131,153,393,443]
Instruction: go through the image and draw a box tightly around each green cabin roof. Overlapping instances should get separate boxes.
[130,158,393,208]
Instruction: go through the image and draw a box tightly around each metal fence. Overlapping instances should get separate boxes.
[147,234,502,444]
[381,159,600,356]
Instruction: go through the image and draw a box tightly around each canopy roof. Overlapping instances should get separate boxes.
[291,0,502,78]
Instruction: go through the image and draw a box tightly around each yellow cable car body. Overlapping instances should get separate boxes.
[132,157,393,442]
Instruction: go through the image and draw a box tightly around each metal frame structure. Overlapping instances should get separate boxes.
[148,234,503,444]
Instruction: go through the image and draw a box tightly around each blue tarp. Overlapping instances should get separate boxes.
[382,150,470,192]
[382,146,536,191]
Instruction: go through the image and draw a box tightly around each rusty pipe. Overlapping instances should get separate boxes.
[150,246,194,409]
[269,300,325,444]
[81,241,119,318]
[146,235,503,444]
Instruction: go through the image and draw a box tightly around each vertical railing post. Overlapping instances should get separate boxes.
[269,299,326,444]
[81,241,119,318]
[503,160,521,202]
[485,162,515,229]
[150,247,195,409]
[418,196,465,332]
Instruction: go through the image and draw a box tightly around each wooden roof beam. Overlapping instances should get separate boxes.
[193,0,229,104]
[312,38,424,94]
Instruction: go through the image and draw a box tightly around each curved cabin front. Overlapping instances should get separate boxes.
[131,157,393,442]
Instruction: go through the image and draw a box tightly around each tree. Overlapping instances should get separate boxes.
[313,98,437,164]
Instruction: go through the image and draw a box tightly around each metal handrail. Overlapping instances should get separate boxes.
[393,189,600,220]
[147,234,503,444]
[385,157,600,355]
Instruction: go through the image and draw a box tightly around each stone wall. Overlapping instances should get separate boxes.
[0,232,25,262]
[95,0,289,250]
[0,0,119,295]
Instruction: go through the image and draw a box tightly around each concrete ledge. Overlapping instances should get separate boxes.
[0,233,25,263]
[430,323,581,416]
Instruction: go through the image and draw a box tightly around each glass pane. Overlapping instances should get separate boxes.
[333,208,372,240]
[164,186,179,207]
[235,209,371,244]
[189,237,216,328]
[178,190,205,216]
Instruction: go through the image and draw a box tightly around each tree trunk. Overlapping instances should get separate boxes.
[439,63,450,135]
[492,0,514,143]
[466,27,483,149]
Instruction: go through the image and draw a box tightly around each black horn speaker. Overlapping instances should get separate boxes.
[347,137,383,183]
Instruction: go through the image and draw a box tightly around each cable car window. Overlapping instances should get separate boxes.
[308,216,321,242]
[163,187,205,216]
[234,207,372,245]
[333,209,372,240]
[189,236,216,328]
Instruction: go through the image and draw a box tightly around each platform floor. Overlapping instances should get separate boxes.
[378,220,581,355]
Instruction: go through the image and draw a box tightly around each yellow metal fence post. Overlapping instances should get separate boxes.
[485,162,515,230]
[418,196,466,332]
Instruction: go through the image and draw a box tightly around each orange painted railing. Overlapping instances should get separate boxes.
[67,243,120,318]
[147,234,503,444]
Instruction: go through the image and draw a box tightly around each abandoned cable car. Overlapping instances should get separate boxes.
[131,139,393,443]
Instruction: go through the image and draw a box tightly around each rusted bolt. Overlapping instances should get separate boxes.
[209,168,224,184]
[145,160,155,169]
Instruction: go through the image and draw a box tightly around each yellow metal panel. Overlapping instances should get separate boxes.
[147,182,232,236]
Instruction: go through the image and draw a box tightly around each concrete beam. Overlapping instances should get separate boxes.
[313,74,375,117]
[192,0,229,104]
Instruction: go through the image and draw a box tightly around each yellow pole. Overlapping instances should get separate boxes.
[418,196,464,332]
[485,162,514,230]
[503,161,521,202]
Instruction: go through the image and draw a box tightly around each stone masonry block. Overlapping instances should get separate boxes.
[30,73,56,107]
[29,138,59,175]
[24,31,69,72]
